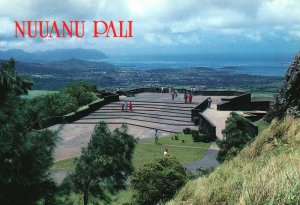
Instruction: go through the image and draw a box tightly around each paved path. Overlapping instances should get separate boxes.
[185,143,220,172]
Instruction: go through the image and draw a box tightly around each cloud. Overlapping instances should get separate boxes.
[0,18,14,36]
[0,0,299,54]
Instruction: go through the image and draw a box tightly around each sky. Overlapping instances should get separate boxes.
[0,0,299,55]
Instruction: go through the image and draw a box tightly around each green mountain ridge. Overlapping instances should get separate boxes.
[0,58,118,74]
[0,48,107,62]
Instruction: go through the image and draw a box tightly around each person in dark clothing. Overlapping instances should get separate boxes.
[129,101,133,112]
[208,97,212,108]
[184,93,188,103]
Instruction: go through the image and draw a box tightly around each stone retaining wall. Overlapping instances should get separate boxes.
[191,98,209,121]
[217,93,252,110]
[198,112,217,141]
[251,100,271,111]
[191,98,217,140]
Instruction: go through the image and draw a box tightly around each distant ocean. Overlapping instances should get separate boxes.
[103,53,294,77]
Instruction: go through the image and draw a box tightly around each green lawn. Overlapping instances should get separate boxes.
[52,157,77,170]
[22,90,58,99]
[53,133,210,204]
[134,133,210,169]
[53,133,210,170]
[251,92,275,101]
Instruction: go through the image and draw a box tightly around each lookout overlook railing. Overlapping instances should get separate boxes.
[217,92,271,112]
[124,87,248,97]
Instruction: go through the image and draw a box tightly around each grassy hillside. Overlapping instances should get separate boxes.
[168,117,300,205]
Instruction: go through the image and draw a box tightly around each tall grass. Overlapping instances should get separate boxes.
[168,117,300,205]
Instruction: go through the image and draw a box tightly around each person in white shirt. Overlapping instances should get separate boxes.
[164,149,169,157]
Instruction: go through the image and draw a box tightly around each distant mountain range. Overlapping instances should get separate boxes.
[11,58,118,74]
[0,49,107,62]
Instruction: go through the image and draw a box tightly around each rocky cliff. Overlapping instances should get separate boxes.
[266,52,300,120]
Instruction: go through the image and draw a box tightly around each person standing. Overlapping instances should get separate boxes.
[172,91,175,100]
[208,97,212,108]
[121,103,124,111]
[188,93,193,103]
[155,129,159,144]
[184,93,188,103]
[125,101,128,111]
[129,101,133,112]
[164,148,169,157]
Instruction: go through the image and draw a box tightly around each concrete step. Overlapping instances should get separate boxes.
[82,115,192,123]
[72,119,197,134]
[102,104,193,111]
[76,117,195,127]
[90,110,190,118]
[112,101,196,108]
[95,107,190,115]
[115,100,198,106]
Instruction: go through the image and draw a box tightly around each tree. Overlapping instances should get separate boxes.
[63,81,98,106]
[63,122,136,205]
[0,59,59,204]
[131,157,188,205]
[217,112,256,162]
[26,92,78,128]
[0,58,32,104]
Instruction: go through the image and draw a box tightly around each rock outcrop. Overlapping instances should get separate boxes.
[266,52,300,120]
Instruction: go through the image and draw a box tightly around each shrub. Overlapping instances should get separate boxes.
[26,81,99,128]
[131,157,188,205]
[63,81,98,107]
[192,130,200,142]
[27,92,78,127]
[217,112,256,162]
[198,133,211,143]
[183,128,192,134]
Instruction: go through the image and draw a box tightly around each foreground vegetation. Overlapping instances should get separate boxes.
[62,123,137,205]
[217,112,257,162]
[0,59,60,203]
[53,133,210,204]
[168,117,300,204]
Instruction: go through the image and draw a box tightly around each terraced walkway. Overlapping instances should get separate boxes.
[52,93,215,161]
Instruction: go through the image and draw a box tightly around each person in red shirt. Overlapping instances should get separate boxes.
[129,101,133,112]
[188,93,193,103]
